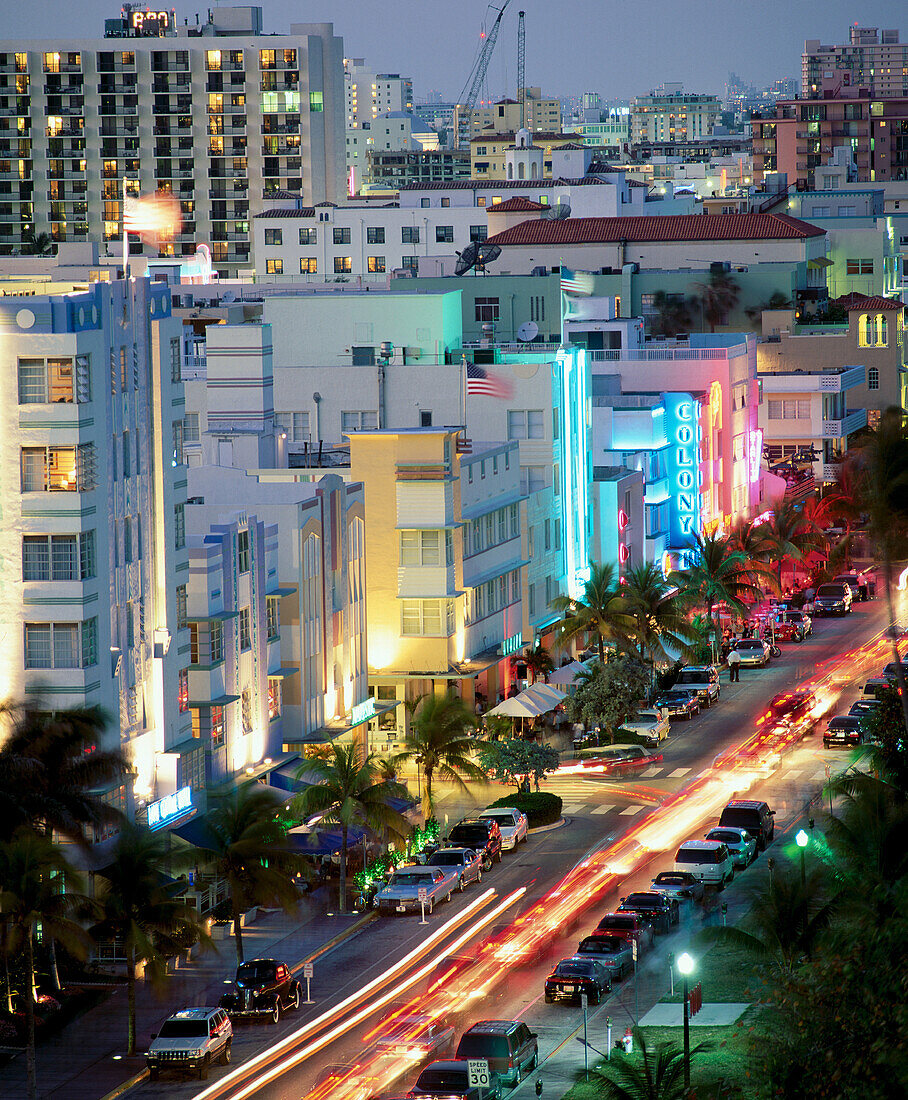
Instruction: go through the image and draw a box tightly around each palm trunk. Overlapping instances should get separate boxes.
[882,554,908,735]
[339,825,348,913]
[2,922,13,1014]
[126,943,137,1056]
[597,634,605,663]
[231,897,244,966]
[423,764,434,818]
[25,930,37,1100]
[41,823,62,992]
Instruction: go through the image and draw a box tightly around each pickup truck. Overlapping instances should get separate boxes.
[375,866,459,915]
[618,708,670,741]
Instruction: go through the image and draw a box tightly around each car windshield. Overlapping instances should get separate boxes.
[457,1034,509,1058]
[555,960,596,977]
[737,640,761,649]
[578,936,623,954]
[158,1020,209,1038]
[449,826,488,842]
[654,873,690,885]
[817,585,845,597]
[237,961,275,983]
[417,1070,468,1090]
[429,853,464,865]
[708,830,742,844]
[393,872,434,885]
[624,894,660,905]
[482,815,515,826]
[598,916,635,928]
[676,671,708,684]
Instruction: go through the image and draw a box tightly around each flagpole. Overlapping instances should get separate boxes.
[461,353,467,429]
[122,175,128,280]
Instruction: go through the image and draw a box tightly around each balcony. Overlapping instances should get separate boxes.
[47,125,84,138]
[261,143,299,156]
[96,82,137,95]
[821,409,867,439]
[822,464,840,482]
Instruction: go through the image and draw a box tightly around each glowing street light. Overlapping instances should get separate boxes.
[677,952,696,1090]
[796,827,809,885]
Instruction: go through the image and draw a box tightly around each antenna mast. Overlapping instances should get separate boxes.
[517,10,526,130]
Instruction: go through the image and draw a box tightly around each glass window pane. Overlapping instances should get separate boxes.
[23,537,50,581]
[51,535,78,580]
[47,358,74,403]
[21,449,46,492]
[422,600,442,634]
[400,530,419,565]
[527,410,544,438]
[421,530,440,565]
[53,623,79,668]
[18,359,46,403]
[25,624,52,668]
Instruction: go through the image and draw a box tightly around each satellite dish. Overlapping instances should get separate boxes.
[542,203,571,221]
[517,320,539,342]
[477,242,501,267]
[221,291,236,303]
[455,241,479,276]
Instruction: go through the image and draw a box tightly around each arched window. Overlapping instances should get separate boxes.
[531,162,538,178]
[877,314,888,346]
[518,161,525,179]
[507,162,513,180]
[868,366,880,390]
[858,314,872,347]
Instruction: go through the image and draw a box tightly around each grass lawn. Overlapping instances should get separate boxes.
[660,939,766,1004]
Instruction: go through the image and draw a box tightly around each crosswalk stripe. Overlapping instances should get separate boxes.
[591,804,615,815]
[561,803,586,814]
[668,768,691,778]
[641,767,662,777]
[620,804,645,816]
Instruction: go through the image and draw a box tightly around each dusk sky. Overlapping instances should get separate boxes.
[4,1,904,101]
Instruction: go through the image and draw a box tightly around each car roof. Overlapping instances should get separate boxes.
[429,847,474,856]
[418,1060,471,1071]
[169,1008,222,1020]
[678,839,725,849]
[828,716,860,727]
[708,826,749,837]
[725,800,765,809]
[479,807,519,816]
[464,1020,522,1034]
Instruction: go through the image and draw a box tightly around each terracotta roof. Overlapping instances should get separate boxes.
[487,197,547,212]
[553,142,587,150]
[469,132,578,143]
[264,189,302,200]
[254,208,316,219]
[486,213,827,246]
[400,177,611,191]
[834,292,904,312]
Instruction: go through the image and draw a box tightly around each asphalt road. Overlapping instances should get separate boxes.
[138,595,896,1100]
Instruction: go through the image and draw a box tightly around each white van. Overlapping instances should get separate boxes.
[674,839,734,888]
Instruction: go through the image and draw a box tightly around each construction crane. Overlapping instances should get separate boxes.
[517,10,526,130]
[456,0,512,148]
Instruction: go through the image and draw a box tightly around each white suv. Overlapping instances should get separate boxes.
[478,806,528,849]
[147,1007,232,1081]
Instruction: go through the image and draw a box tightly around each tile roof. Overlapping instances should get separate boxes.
[254,208,316,219]
[488,196,547,212]
[399,177,611,191]
[834,292,904,312]
[486,213,827,246]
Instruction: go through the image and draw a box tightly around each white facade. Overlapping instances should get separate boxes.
[344,60,412,128]
[630,91,721,143]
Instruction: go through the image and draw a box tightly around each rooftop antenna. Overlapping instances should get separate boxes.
[517,10,526,130]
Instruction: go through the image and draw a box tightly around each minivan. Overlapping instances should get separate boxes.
[455,1020,538,1086]
[718,799,775,850]
[814,583,853,617]
[674,839,734,888]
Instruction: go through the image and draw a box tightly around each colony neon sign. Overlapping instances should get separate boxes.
[664,392,701,545]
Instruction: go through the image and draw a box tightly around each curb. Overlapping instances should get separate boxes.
[529,817,566,834]
[99,1068,148,1100]
[290,909,378,975]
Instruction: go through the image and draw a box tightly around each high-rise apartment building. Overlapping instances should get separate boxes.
[630,87,721,144]
[0,6,345,275]
[344,59,413,128]
[454,89,562,146]
[803,27,907,98]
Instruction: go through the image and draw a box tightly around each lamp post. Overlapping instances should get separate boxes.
[678,951,695,1092]
[796,828,809,886]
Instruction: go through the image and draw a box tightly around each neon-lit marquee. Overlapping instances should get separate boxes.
[556,347,592,600]
[663,392,701,545]
[350,698,377,725]
[748,428,763,486]
[147,786,192,829]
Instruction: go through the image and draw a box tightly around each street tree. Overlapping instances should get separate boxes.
[620,563,699,687]
[520,643,555,685]
[693,267,740,331]
[566,657,649,742]
[476,739,559,792]
[551,561,632,662]
[670,532,762,651]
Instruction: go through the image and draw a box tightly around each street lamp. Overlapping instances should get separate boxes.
[677,951,695,1091]
[796,828,809,886]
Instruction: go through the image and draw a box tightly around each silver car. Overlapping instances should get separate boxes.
[705,826,756,868]
[423,847,483,890]
[732,638,772,667]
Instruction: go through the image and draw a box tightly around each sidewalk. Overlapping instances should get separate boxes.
[0,886,370,1100]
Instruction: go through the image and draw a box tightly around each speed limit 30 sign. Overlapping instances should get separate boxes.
[468,1060,490,1088]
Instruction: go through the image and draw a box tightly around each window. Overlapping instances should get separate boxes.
[366,226,385,244]
[341,410,378,431]
[178,669,189,713]
[401,225,420,244]
[21,445,94,492]
[469,225,488,242]
[190,620,224,665]
[837,205,856,217]
[528,582,536,616]
[309,91,323,113]
[401,256,419,272]
[172,420,184,466]
[18,356,87,404]
[400,528,453,566]
[174,503,185,550]
[868,366,880,390]
[183,412,200,444]
[265,258,283,275]
[530,295,546,324]
[211,705,225,747]
[498,508,507,543]
[123,516,133,563]
[170,338,182,382]
[237,529,250,573]
[122,431,130,478]
[471,517,482,553]
[485,512,494,547]
[333,227,351,244]
[268,678,282,719]
[80,529,96,578]
[264,228,282,246]
[766,399,811,420]
[334,256,352,274]
[367,255,386,273]
[24,620,95,669]
[441,197,450,208]
[507,409,544,440]
[846,258,874,275]
[401,598,453,636]
[544,518,551,551]
[22,534,92,581]
[476,195,487,207]
[810,205,830,217]
[299,257,317,274]
[509,503,519,538]
[420,410,432,427]
[266,596,280,640]
[176,583,188,629]
[520,465,546,494]
[239,606,251,650]
[299,227,317,245]
[474,297,499,323]
[275,411,310,441]
[435,225,453,243]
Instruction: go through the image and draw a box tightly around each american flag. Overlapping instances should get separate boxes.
[466,362,514,399]
[560,266,595,297]
[124,191,181,242]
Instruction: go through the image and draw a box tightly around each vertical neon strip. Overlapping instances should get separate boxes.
[558,347,591,600]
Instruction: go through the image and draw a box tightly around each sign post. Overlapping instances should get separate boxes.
[606,1016,612,1060]
[418,886,429,925]
[302,960,314,1004]
[580,993,589,1079]
[632,938,639,1024]
[468,1059,490,1100]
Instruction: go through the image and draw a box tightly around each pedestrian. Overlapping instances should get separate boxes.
[727,647,741,682]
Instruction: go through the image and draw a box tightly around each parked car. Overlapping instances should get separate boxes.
[823,715,864,748]
[219,959,302,1024]
[593,912,655,950]
[674,666,721,707]
[705,826,756,868]
[423,848,484,890]
[478,806,528,850]
[375,1015,455,1061]
[674,839,734,888]
[455,1020,538,1086]
[619,707,670,741]
[835,572,871,600]
[861,677,891,703]
[575,935,635,980]
[579,743,663,776]
[777,609,812,636]
[718,799,775,850]
[653,689,700,720]
[732,638,772,667]
[408,1061,502,1100]
[544,956,611,1005]
[649,871,705,903]
[447,818,503,870]
[146,1008,232,1081]
[375,866,459,915]
[813,582,853,617]
[849,699,883,718]
[617,891,681,933]
[882,658,908,681]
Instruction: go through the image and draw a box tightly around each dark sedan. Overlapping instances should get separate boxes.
[617,891,681,933]
[654,689,700,720]
[824,715,864,748]
[544,956,611,1005]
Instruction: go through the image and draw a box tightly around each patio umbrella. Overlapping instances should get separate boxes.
[548,660,586,686]
[487,695,547,718]
[520,683,566,711]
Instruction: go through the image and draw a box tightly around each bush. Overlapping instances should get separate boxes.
[486,792,562,828]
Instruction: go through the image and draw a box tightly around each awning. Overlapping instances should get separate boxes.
[807,257,834,269]
[269,757,305,793]
[487,695,547,718]
[170,814,219,851]
[283,700,401,750]
[522,683,566,707]
[188,611,239,622]
[268,667,299,679]
[547,660,587,686]
[187,693,241,709]
[267,586,297,598]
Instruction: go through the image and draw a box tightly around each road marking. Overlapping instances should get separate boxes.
[561,803,586,814]
[641,766,662,777]
[811,767,831,781]
[668,768,691,778]
[591,804,615,815]
[620,804,645,816]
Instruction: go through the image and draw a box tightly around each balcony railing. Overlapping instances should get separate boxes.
[821,409,867,439]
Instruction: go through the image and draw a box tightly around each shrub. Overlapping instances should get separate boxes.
[486,792,562,828]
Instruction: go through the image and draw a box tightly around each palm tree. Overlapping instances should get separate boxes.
[757,501,827,593]
[202,782,303,965]
[648,290,693,338]
[0,829,93,1100]
[590,1028,710,1099]
[727,517,778,592]
[521,643,555,684]
[395,693,485,817]
[670,532,762,655]
[92,822,206,1055]
[694,268,740,331]
[19,230,52,256]
[825,771,908,901]
[551,561,632,662]
[293,745,411,912]
[620,564,699,688]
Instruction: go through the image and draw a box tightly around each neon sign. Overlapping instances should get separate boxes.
[664,392,701,545]
[147,786,192,829]
[501,632,524,656]
[351,698,377,725]
[748,428,763,486]
[557,347,592,599]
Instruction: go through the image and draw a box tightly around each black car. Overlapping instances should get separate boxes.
[544,956,611,1005]
[824,715,864,748]
[219,959,302,1024]
[617,891,681,933]
[654,689,700,720]
[408,1061,502,1100]
[447,819,502,870]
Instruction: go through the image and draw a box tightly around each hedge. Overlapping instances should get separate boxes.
[486,791,563,828]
